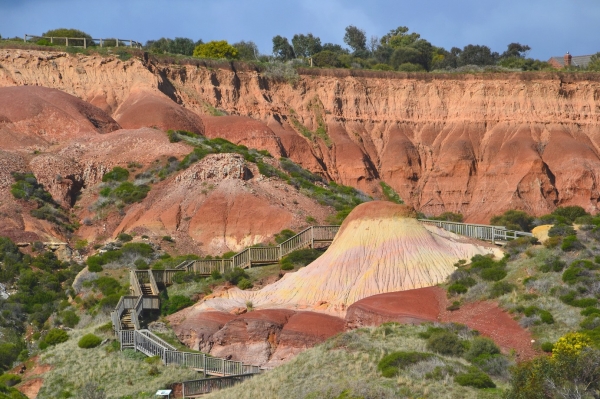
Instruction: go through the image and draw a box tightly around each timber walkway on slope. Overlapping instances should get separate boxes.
[109,220,531,395]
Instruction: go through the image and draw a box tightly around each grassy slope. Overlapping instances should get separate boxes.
[34,326,199,399]
[204,324,507,399]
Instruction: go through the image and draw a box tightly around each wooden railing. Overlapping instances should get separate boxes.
[112,271,262,395]
[23,34,142,48]
[182,374,256,398]
[418,219,533,244]
[189,225,341,276]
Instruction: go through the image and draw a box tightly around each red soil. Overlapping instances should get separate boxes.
[114,89,204,134]
[440,301,538,361]
[346,286,443,328]
[346,287,539,361]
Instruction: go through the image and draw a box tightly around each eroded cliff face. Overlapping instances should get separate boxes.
[2,49,600,222]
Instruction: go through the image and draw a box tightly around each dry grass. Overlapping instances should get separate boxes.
[35,326,199,398]
[204,324,507,399]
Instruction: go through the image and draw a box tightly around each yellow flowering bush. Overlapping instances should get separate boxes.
[552,332,591,359]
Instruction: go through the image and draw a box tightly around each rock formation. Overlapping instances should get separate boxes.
[193,201,500,316]
[2,49,600,222]
[168,309,345,367]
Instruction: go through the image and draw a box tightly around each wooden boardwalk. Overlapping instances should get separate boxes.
[109,220,531,395]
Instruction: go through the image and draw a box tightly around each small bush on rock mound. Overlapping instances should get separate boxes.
[377,351,433,378]
[237,278,253,290]
[455,368,496,389]
[223,267,249,285]
[78,334,102,349]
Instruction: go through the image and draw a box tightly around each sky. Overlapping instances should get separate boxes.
[1,0,599,59]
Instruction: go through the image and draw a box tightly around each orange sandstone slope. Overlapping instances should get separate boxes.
[2,49,600,222]
[192,201,500,316]
[0,84,332,250]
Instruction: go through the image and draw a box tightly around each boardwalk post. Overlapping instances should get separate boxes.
[65,37,68,47]
[83,38,86,49]
[311,227,314,248]
[492,227,495,245]
[116,39,119,47]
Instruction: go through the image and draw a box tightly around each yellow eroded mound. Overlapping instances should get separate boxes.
[197,202,500,316]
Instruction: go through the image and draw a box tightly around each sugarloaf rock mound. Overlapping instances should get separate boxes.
[0,86,120,150]
[195,201,500,316]
[114,89,205,134]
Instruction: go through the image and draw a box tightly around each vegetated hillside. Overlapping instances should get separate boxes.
[2,49,600,223]
[0,84,369,251]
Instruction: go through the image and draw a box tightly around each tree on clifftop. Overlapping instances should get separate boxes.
[343,25,367,53]
[292,33,322,58]
[272,35,295,60]
[193,40,238,59]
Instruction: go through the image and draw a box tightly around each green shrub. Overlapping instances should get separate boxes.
[0,374,21,387]
[94,276,123,296]
[210,269,222,280]
[581,307,600,316]
[134,259,149,270]
[78,333,102,349]
[162,235,174,242]
[454,369,496,389]
[379,181,404,204]
[280,259,294,271]
[237,278,253,290]
[117,233,133,242]
[480,267,507,281]
[465,337,500,362]
[113,182,150,204]
[431,212,463,223]
[548,224,576,237]
[44,329,68,346]
[281,249,322,267]
[448,283,468,295]
[377,351,433,378]
[427,331,464,356]
[539,310,555,324]
[489,281,515,298]
[490,210,534,231]
[102,167,129,182]
[223,267,249,285]
[560,291,598,308]
[561,235,583,251]
[99,187,111,196]
[541,342,554,353]
[161,295,193,316]
[222,251,236,259]
[580,315,600,330]
[274,229,296,244]
[539,256,566,273]
[60,310,80,328]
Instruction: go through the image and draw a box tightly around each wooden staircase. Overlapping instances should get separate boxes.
[120,310,135,331]
[140,284,153,296]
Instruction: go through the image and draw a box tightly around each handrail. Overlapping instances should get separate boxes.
[147,270,160,296]
[419,219,533,244]
[129,270,142,296]
[182,374,256,397]
[23,34,142,48]
[191,225,340,276]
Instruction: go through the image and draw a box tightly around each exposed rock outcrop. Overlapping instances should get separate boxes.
[2,49,600,222]
[168,309,345,367]
[193,201,500,316]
